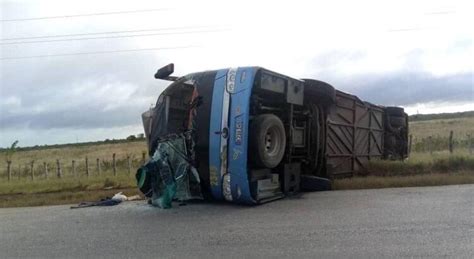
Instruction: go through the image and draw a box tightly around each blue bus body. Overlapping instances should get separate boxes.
[209,67,259,204]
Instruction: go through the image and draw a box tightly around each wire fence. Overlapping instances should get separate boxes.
[410,131,474,154]
[2,131,473,182]
[2,152,147,182]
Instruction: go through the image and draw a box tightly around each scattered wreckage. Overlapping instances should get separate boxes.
[136,64,409,208]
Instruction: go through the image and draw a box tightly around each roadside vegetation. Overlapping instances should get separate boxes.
[0,139,147,170]
[0,175,138,208]
[335,150,474,190]
[0,139,145,208]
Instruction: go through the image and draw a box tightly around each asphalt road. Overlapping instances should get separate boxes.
[1,185,473,258]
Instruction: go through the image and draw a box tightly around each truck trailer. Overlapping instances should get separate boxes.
[137,64,408,206]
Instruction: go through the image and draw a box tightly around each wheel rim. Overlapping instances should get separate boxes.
[264,126,281,156]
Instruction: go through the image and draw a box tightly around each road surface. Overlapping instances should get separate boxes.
[1,184,473,258]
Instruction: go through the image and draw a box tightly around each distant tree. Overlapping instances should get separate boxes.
[126,135,137,141]
[4,140,19,163]
[409,111,474,122]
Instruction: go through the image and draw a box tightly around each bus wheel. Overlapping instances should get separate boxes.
[385,106,405,117]
[302,79,336,104]
[250,114,286,168]
[390,116,407,128]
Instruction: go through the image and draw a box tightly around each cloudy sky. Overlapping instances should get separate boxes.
[0,0,472,147]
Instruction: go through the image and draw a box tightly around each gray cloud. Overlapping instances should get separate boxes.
[0,1,187,146]
[335,71,473,106]
[1,49,170,130]
[2,102,140,129]
[306,47,473,107]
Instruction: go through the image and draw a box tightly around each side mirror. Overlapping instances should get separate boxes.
[154,63,174,79]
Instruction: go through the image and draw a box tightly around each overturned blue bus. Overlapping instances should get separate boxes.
[137,64,408,207]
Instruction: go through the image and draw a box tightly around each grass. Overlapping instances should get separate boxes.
[0,175,137,195]
[409,117,474,140]
[338,150,474,191]
[0,188,140,208]
[409,117,474,152]
[0,140,148,174]
[0,175,139,208]
[0,140,147,208]
[364,150,474,177]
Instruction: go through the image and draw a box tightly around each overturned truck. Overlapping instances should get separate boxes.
[138,64,408,206]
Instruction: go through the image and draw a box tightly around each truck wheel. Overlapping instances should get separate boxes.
[390,116,407,128]
[385,106,405,117]
[250,114,286,168]
[302,79,336,104]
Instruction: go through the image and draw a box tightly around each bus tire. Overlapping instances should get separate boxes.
[385,106,405,117]
[302,79,336,104]
[250,114,286,169]
[390,116,407,128]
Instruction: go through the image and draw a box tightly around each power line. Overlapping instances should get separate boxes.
[0,29,227,45]
[0,25,221,41]
[0,8,170,22]
[387,27,437,32]
[424,11,456,15]
[0,46,198,60]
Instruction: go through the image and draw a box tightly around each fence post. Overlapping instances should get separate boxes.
[408,134,412,154]
[44,162,48,179]
[7,160,12,181]
[30,161,35,181]
[127,155,131,175]
[56,159,62,178]
[142,151,146,164]
[72,160,76,177]
[468,133,473,155]
[428,136,433,155]
[18,164,21,180]
[448,130,454,154]
[85,157,89,177]
[112,153,116,176]
[96,158,101,176]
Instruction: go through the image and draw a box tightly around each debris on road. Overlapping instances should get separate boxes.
[126,195,142,201]
[70,192,142,209]
[111,192,127,202]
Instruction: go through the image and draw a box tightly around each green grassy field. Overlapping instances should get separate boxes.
[335,150,474,190]
[0,174,139,207]
[410,117,474,139]
[0,112,472,208]
[409,117,474,152]
[0,141,145,207]
[0,140,147,174]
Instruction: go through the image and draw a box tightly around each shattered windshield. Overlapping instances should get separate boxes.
[143,79,196,155]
